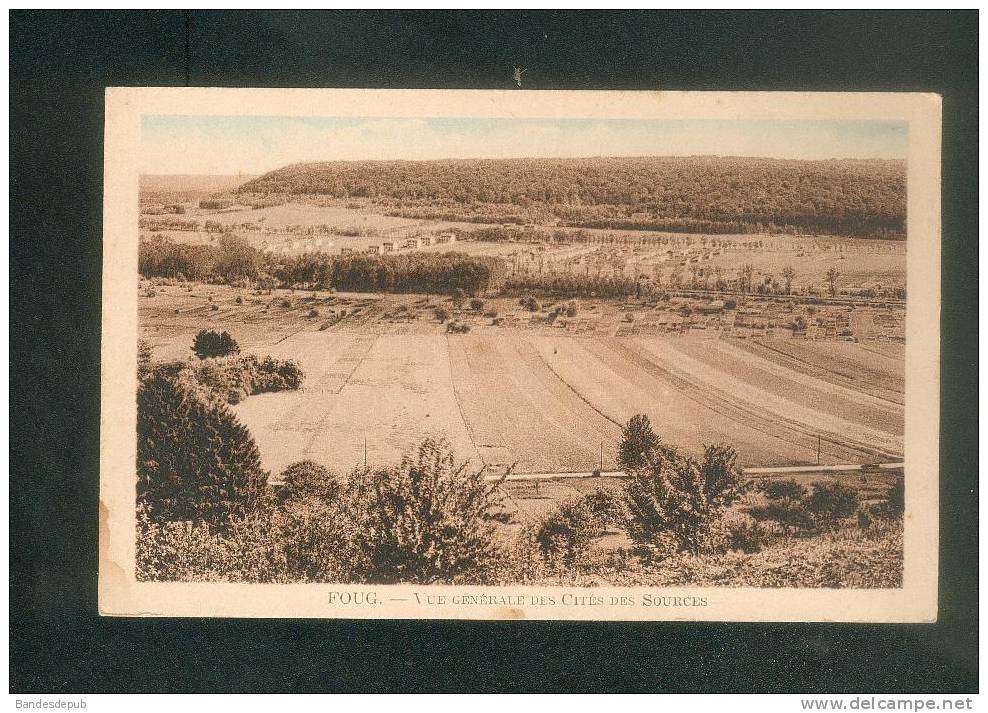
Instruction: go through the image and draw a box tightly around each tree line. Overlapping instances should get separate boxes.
[139,234,506,295]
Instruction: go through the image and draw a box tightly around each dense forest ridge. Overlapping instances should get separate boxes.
[237,156,906,239]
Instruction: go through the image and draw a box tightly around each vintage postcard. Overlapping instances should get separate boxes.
[100,88,940,621]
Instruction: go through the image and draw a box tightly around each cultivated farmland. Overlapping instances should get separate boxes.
[140,282,905,476]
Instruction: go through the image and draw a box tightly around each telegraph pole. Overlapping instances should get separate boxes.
[817,435,821,465]
[364,437,368,469]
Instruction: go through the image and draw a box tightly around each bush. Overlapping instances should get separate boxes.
[621,415,746,554]
[529,495,605,569]
[803,481,859,526]
[748,501,816,533]
[884,474,904,517]
[722,513,767,554]
[760,479,807,502]
[564,299,579,318]
[279,460,339,502]
[307,308,320,318]
[344,437,504,584]
[869,474,905,520]
[192,329,240,359]
[136,498,355,583]
[136,373,270,528]
[434,306,450,323]
[521,296,540,312]
[446,321,471,334]
[469,298,485,311]
[188,354,304,404]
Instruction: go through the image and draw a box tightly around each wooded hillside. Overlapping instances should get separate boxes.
[238,156,906,238]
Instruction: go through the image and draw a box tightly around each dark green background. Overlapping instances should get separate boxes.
[9,10,978,693]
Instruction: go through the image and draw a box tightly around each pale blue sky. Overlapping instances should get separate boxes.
[141,115,908,175]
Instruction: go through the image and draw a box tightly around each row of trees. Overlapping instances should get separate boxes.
[139,235,507,296]
[274,251,507,296]
[239,156,906,238]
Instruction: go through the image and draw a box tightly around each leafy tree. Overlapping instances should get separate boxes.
[192,329,240,359]
[214,234,261,283]
[781,265,796,294]
[618,414,662,471]
[825,266,841,296]
[136,373,269,527]
[622,433,746,554]
[346,436,504,584]
[739,263,755,294]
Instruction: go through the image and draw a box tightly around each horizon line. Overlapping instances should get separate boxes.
[141,153,907,177]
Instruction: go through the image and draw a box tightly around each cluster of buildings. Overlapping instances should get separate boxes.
[340,232,456,257]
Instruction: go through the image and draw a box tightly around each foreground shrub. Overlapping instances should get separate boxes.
[803,481,859,527]
[528,490,617,569]
[279,460,339,502]
[345,437,504,584]
[748,501,816,533]
[188,354,304,404]
[760,479,807,502]
[277,497,357,581]
[138,339,154,380]
[137,373,270,527]
[136,499,355,583]
[720,512,768,554]
[621,416,746,555]
[871,474,904,520]
[602,521,903,589]
[192,329,240,359]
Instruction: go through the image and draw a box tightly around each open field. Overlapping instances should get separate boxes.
[141,282,905,477]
